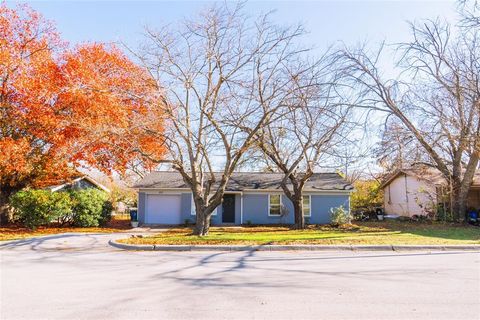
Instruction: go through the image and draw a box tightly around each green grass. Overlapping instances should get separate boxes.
[119,221,480,245]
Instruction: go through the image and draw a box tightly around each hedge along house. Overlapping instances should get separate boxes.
[133,171,353,225]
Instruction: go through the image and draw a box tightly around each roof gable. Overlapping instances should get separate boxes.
[47,176,110,193]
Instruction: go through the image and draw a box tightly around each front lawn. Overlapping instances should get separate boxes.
[0,216,132,242]
[119,221,480,245]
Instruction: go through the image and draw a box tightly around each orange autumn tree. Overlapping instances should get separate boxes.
[0,4,68,222]
[59,43,166,175]
[0,4,165,224]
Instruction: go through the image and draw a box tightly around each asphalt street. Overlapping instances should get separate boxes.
[1,233,479,320]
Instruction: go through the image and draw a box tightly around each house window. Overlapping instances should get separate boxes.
[269,194,282,216]
[191,195,217,216]
[303,195,311,217]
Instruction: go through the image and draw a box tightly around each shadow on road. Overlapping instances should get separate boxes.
[147,248,479,289]
[0,233,114,254]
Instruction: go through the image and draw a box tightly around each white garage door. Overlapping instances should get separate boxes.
[146,194,182,224]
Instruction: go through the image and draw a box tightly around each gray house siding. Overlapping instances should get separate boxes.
[138,192,146,224]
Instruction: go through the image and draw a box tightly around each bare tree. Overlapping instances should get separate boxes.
[338,17,480,220]
[375,120,425,172]
[458,0,480,27]
[253,55,352,229]
[133,4,315,235]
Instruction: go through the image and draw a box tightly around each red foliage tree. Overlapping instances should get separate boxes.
[0,4,165,223]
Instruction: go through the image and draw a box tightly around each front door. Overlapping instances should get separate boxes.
[222,194,235,223]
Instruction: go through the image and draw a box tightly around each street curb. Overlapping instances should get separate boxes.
[108,239,480,252]
[108,239,155,251]
[392,245,480,251]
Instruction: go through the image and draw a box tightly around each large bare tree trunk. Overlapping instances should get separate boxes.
[452,178,474,221]
[450,155,479,221]
[452,188,469,221]
[291,196,305,229]
[194,209,212,236]
[281,181,306,229]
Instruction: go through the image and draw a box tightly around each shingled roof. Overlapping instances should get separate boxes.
[134,171,353,192]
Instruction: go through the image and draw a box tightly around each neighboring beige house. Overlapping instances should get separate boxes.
[380,167,480,217]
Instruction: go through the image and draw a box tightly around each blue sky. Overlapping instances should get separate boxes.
[6,0,460,175]
[10,1,458,53]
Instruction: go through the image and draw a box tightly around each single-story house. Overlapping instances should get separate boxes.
[380,167,480,217]
[45,175,110,193]
[133,171,353,225]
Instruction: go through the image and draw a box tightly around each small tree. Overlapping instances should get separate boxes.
[350,180,383,212]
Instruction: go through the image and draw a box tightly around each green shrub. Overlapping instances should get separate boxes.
[436,204,454,222]
[10,190,73,230]
[9,188,112,229]
[99,200,113,226]
[70,189,113,227]
[330,205,351,227]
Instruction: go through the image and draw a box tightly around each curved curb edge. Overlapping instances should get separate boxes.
[108,239,480,252]
[108,239,154,251]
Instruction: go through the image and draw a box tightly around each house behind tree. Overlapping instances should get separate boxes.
[380,167,480,217]
[134,171,353,225]
[45,176,110,193]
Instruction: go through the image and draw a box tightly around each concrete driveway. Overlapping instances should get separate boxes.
[1,233,479,320]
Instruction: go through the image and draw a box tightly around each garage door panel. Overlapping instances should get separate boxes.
[146,194,182,224]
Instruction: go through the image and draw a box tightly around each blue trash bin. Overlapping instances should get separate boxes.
[467,210,478,225]
[129,208,138,221]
